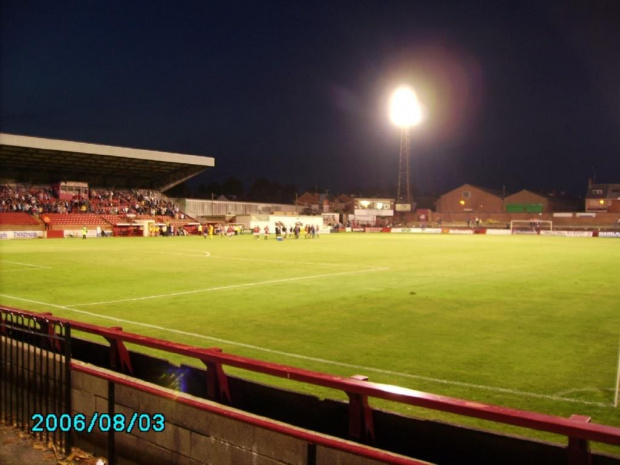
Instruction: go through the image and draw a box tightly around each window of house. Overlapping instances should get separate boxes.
[462,191,471,198]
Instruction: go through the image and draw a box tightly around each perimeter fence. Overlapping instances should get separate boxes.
[0,310,72,453]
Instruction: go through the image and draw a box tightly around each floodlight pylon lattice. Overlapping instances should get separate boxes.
[396,127,411,205]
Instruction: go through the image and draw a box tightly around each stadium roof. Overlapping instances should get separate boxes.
[0,133,215,191]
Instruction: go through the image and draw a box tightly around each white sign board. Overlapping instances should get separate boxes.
[0,231,44,240]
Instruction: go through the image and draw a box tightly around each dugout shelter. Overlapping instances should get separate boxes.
[0,133,215,192]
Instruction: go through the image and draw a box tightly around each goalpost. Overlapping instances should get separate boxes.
[510,219,553,233]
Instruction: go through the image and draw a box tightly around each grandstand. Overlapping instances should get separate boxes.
[0,133,214,191]
[0,133,215,235]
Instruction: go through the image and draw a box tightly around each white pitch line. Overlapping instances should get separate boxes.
[0,293,612,408]
[209,255,366,268]
[1,261,52,269]
[161,251,211,258]
[0,267,49,272]
[554,387,615,397]
[66,267,390,308]
[162,250,364,268]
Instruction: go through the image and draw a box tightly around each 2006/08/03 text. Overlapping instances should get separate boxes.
[31,413,165,433]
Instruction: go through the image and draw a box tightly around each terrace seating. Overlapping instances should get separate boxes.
[99,215,128,226]
[0,212,41,226]
[44,213,105,226]
[133,214,158,221]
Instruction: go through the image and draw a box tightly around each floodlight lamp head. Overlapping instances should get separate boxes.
[390,86,422,128]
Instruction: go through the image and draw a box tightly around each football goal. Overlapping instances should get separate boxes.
[510,220,553,233]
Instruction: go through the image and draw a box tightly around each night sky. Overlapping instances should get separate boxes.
[1,0,619,197]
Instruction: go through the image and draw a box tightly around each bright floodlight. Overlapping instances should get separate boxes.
[390,86,422,128]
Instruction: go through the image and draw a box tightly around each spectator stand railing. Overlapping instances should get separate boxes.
[1,305,620,465]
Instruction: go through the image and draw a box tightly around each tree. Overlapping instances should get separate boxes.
[249,178,281,202]
[166,182,192,198]
[280,183,298,204]
[221,177,244,199]
[204,182,222,198]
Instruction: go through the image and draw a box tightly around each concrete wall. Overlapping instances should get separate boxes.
[53,340,620,465]
[428,211,620,228]
[71,363,394,465]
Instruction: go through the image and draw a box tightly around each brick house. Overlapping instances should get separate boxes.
[435,184,504,213]
[504,189,578,213]
[585,183,620,213]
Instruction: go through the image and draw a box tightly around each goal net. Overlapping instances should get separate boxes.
[510,220,553,234]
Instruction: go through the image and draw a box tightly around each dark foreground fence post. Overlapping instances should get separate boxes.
[108,380,117,465]
[346,375,375,443]
[63,322,73,453]
[567,415,592,465]
[0,311,72,455]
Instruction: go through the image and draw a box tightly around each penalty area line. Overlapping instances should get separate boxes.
[158,250,374,269]
[159,251,211,258]
[0,268,49,272]
[1,261,52,270]
[0,293,612,409]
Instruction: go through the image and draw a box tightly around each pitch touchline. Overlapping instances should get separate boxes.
[66,268,390,308]
[0,293,611,408]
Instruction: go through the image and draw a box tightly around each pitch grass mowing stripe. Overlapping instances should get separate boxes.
[0,293,611,409]
[64,267,390,308]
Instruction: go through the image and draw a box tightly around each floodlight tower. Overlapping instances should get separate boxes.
[390,86,422,211]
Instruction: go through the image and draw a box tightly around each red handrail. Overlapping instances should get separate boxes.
[72,363,427,465]
[3,305,620,453]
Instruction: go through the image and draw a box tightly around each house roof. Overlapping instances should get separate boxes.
[504,189,547,201]
[443,183,505,199]
[296,192,320,205]
[587,184,620,199]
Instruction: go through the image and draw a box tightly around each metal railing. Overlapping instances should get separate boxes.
[2,305,620,464]
[0,310,72,453]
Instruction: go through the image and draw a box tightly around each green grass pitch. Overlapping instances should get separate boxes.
[1,233,619,450]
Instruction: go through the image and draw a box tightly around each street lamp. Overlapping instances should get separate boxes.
[390,86,422,213]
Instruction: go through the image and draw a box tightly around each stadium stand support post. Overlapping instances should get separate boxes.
[567,415,592,465]
[201,349,232,405]
[306,442,317,465]
[346,375,375,443]
[104,328,134,375]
